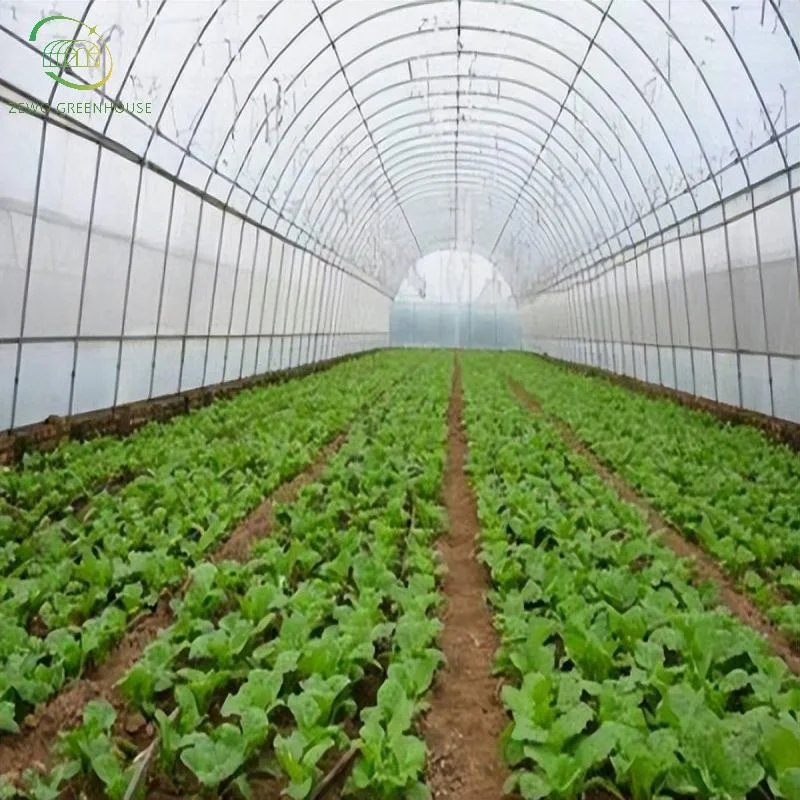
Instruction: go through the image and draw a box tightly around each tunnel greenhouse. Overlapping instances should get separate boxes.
[1,2,799,799]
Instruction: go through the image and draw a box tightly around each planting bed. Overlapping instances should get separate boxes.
[2,348,798,800]
[461,351,800,800]
[505,354,800,641]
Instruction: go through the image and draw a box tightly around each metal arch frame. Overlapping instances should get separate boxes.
[580,0,739,394]
[144,2,396,395]
[156,4,378,393]
[344,161,571,273]
[0,4,350,267]
[538,139,800,293]
[698,0,789,416]
[299,69,654,231]
[256,18,708,288]
[341,144,589,276]
[348,169,565,272]
[454,0,463,257]
[273,0,773,284]
[348,144,566,267]
[538,156,800,407]
[500,0,781,398]
[266,0,792,260]
[256,2,667,212]
[391,221,546,279]
[166,3,360,266]
[242,18,697,283]
[538,0,798,404]
[125,0,376,288]
[385,187,551,283]
[310,0,424,263]
[276,55,664,284]
[11,0,794,274]
[165,4,417,273]
[311,93,643,262]
[9,4,94,429]
[329,105,629,267]
[332,126,589,261]
[205,11,659,280]
[3,0,394,427]
[380,189,547,296]
[487,0,612,262]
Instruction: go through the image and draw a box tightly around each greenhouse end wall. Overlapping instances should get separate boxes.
[390,301,521,350]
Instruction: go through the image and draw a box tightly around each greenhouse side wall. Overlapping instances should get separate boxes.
[0,111,390,433]
[519,170,800,425]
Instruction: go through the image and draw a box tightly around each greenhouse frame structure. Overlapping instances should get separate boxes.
[1,0,800,431]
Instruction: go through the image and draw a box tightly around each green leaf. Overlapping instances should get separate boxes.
[576,722,620,770]
[180,724,247,787]
[718,668,751,694]
[0,700,19,733]
[84,699,116,732]
[221,669,284,718]
[776,768,800,799]
[518,771,551,800]
[405,781,433,800]
[90,751,128,800]
[549,702,594,747]
[763,718,800,774]
[240,707,269,752]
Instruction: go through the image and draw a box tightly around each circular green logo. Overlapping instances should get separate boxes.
[30,15,113,91]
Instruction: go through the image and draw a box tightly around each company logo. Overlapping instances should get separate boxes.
[30,15,112,91]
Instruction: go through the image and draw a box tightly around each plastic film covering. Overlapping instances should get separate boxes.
[1,0,800,427]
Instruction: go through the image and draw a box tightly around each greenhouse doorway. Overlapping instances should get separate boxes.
[390,251,520,349]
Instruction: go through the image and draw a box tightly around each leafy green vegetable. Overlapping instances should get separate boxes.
[460,352,800,800]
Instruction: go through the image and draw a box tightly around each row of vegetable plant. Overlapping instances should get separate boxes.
[0,353,412,732]
[1,351,453,800]
[502,354,800,639]
[460,352,800,800]
[0,355,382,547]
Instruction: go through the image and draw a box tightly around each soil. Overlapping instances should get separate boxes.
[0,432,350,779]
[421,357,509,800]
[509,378,800,676]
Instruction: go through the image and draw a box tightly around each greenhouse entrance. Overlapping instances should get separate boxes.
[390,251,520,349]
[2,1,800,798]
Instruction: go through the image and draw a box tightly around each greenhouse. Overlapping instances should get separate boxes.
[1,1,800,798]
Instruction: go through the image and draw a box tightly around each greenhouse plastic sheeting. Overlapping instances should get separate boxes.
[390,300,520,350]
[1,0,800,428]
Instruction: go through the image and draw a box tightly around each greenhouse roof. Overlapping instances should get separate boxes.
[3,0,799,297]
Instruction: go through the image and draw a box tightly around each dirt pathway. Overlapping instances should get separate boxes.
[422,358,508,800]
[509,378,800,675]
[0,433,348,779]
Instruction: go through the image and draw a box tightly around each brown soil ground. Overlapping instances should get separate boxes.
[509,378,800,676]
[0,432,349,780]
[421,358,509,800]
